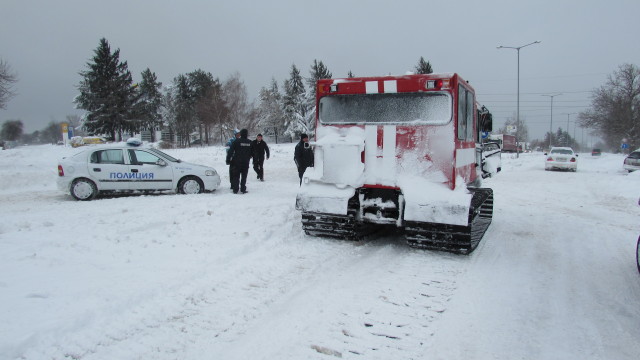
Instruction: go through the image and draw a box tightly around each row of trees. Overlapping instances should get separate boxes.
[4,40,436,147]
[1,118,70,144]
[73,38,251,145]
[74,38,437,146]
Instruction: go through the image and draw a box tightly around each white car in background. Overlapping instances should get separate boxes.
[57,140,221,200]
[544,147,578,172]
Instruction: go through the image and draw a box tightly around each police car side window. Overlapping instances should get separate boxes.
[132,150,160,165]
[90,150,124,164]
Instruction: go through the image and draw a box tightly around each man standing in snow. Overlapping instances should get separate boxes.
[251,134,270,181]
[294,133,314,185]
[226,129,252,194]
[225,130,240,189]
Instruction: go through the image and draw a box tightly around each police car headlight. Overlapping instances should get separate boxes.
[205,170,216,176]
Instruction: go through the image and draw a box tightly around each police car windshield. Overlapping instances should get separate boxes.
[319,92,451,125]
[148,148,179,162]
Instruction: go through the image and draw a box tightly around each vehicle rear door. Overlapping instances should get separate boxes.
[88,149,130,190]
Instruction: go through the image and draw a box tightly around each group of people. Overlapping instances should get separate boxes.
[225,130,314,194]
[225,129,270,194]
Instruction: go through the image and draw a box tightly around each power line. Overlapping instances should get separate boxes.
[479,90,592,96]
[472,72,608,83]
[486,100,589,103]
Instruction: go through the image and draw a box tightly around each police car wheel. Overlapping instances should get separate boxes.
[71,178,97,200]
[178,176,204,195]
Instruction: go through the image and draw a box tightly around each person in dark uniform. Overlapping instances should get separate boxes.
[294,133,314,185]
[251,134,270,181]
[226,129,252,194]
[225,130,240,189]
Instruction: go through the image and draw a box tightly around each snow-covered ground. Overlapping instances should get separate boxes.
[1,144,639,360]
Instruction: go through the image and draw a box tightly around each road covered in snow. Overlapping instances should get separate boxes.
[1,144,639,359]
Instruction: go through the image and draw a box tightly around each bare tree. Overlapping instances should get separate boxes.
[0,58,18,110]
[223,72,250,131]
[580,63,640,150]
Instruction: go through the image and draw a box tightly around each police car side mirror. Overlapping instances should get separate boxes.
[156,159,167,167]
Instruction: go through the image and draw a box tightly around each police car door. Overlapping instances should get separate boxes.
[88,149,130,190]
[127,149,174,190]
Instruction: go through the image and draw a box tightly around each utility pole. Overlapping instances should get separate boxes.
[497,41,541,158]
[542,93,562,149]
[566,113,576,146]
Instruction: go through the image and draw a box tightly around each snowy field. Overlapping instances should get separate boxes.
[1,144,639,360]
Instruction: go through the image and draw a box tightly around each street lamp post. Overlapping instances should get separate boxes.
[565,113,577,147]
[497,41,541,158]
[542,93,562,149]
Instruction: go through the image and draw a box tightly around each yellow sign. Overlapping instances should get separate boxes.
[61,123,68,133]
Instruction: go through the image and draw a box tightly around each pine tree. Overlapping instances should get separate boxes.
[305,60,333,136]
[307,60,332,99]
[347,70,355,78]
[283,64,309,140]
[187,69,216,144]
[196,76,227,145]
[75,38,138,140]
[171,74,196,147]
[256,78,285,141]
[415,57,434,74]
[136,68,163,142]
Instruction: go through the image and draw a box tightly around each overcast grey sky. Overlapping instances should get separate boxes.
[2,0,639,142]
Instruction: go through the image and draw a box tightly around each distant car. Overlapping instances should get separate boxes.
[544,147,578,172]
[57,140,221,200]
[623,150,640,172]
[591,148,602,156]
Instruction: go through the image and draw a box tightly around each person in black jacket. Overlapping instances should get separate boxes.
[226,129,252,194]
[250,134,270,181]
[294,133,314,185]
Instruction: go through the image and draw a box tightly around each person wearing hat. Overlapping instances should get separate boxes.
[226,129,252,194]
[250,134,270,181]
[294,133,314,185]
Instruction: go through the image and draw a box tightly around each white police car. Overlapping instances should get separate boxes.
[57,139,221,200]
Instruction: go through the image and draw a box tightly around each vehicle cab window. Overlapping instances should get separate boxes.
[457,84,475,141]
[90,149,125,164]
[129,149,161,165]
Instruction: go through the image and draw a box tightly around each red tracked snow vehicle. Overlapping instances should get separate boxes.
[295,73,498,253]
